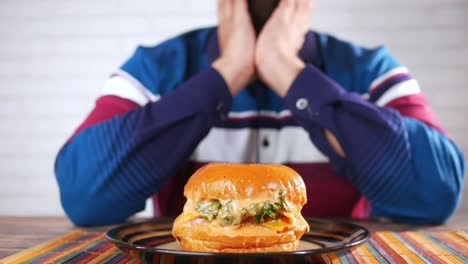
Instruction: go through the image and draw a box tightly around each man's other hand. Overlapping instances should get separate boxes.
[256,0,314,97]
[213,0,256,96]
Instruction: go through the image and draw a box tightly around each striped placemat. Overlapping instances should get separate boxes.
[1,230,467,264]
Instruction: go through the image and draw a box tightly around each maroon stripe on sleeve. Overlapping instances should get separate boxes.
[385,94,446,135]
[70,95,140,140]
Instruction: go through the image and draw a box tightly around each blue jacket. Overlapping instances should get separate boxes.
[55,27,465,226]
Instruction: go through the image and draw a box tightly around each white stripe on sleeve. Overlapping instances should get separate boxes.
[370,67,409,92]
[375,79,421,107]
[102,76,150,106]
[102,70,160,106]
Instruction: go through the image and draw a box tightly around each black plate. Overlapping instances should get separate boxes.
[106,218,370,263]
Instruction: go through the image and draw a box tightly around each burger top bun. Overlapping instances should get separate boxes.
[184,163,307,207]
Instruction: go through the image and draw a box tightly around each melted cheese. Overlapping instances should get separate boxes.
[182,212,202,222]
[183,189,304,229]
[262,219,289,232]
[229,194,272,209]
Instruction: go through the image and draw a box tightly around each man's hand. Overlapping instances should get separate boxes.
[255,0,313,97]
[254,1,345,156]
[212,0,256,96]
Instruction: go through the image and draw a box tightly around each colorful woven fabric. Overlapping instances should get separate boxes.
[2,230,467,264]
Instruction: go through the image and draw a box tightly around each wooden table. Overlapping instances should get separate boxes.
[1,214,467,259]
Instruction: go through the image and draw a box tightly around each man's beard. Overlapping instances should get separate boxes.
[248,0,280,35]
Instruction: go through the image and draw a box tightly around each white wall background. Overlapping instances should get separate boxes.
[0,0,467,217]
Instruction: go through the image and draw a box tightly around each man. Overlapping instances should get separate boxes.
[55,0,465,226]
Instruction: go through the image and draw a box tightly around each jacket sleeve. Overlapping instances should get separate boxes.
[283,64,465,224]
[55,67,232,226]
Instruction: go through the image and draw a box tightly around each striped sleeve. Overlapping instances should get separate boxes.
[72,70,157,138]
[366,66,445,133]
[368,67,415,105]
[55,67,232,226]
[284,59,465,224]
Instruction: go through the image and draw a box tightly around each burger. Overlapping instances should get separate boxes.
[172,163,309,253]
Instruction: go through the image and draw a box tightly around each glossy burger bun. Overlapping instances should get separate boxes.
[172,163,309,253]
[173,215,309,253]
[184,163,307,206]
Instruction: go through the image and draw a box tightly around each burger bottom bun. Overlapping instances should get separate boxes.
[172,217,308,253]
[178,237,298,253]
